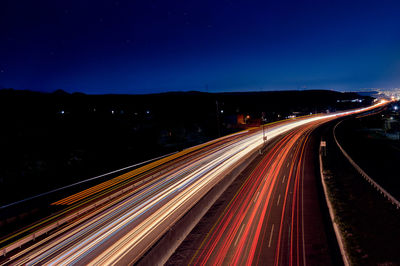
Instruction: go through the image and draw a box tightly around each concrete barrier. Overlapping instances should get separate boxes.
[319,145,350,266]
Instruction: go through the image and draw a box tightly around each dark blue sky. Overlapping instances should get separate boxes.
[1,0,400,94]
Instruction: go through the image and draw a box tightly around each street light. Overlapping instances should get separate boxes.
[262,112,267,144]
[259,112,268,155]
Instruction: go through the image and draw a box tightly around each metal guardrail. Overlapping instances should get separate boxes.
[333,120,400,209]
[0,151,180,211]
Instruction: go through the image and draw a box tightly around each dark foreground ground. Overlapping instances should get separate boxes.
[321,116,400,265]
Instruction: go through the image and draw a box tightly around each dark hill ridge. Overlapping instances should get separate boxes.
[0,88,370,118]
[0,89,371,207]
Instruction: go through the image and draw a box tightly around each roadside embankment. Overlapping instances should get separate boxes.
[320,119,400,265]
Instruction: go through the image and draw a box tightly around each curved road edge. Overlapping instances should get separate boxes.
[333,120,400,209]
[319,141,350,266]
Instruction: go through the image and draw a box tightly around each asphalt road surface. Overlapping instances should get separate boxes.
[173,118,339,266]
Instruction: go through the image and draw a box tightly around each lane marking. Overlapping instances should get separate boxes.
[277,194,281,206]
[282,175,286,183]
[254,191,260,203]
[234,223,246,247]
[268,224,275,248]
[287,162,290,168]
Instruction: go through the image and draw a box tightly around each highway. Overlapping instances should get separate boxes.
[0,101,387,265]
[187,118,336,265]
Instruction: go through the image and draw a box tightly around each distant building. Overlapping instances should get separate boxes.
[237,114,245,125]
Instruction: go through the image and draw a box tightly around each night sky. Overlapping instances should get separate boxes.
[1,0,400,94]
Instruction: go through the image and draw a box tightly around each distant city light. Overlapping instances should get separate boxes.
[60,110,65,114]
[394,105,398,110]
[220,110,224,114]
[111,110,115,114]
[146,110,150,114]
